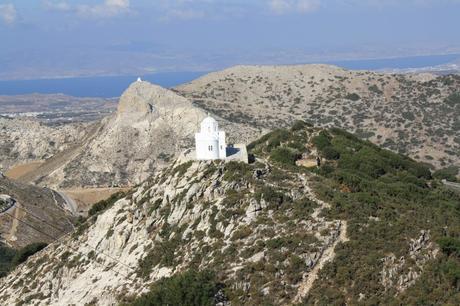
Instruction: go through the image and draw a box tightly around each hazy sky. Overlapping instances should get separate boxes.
[1,0,460,79]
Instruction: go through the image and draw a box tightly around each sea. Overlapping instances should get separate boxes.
[0,53,458,98]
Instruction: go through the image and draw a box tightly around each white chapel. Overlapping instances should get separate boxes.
[195,116,227,160]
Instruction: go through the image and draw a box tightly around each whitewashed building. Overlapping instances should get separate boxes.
[195,116,227,160]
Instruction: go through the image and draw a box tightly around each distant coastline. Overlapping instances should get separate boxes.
[328,53,460,71]
[0,71,209,98]
[0,53,458,98]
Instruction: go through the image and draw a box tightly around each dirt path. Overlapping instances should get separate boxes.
[443,179,460,192]
[18,122,102,185]
[5,205,25,243]
[293,174,349,303]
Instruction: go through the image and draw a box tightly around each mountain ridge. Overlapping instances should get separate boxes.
[1,123,458,305]
[176,64,460,171]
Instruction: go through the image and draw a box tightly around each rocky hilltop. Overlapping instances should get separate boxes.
[3,65,458,189]
[15,81,259,188]
[1,123,458,305]
[0,81,260,188]
[176,64,460,170]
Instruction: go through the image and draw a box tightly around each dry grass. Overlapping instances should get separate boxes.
[5,161,44,180]
[62,187,131,213]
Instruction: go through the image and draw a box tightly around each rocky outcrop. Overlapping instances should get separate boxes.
[380,230,438,293]
[0,117,88,172]
[0,157,347,305]
[0,195,16,213]
[18,81,260,188]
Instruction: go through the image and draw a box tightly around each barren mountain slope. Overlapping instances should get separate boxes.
[1,124,458,305]
[0,127,346,305]
[0,117,89,173]
[24,81,259,189]
[0,174,74,249]
[176,64,460,169]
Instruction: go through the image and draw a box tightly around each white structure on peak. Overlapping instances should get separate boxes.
[137,77,142,82]
[195,116,227,160]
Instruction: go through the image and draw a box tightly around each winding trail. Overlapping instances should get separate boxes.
[443,179,460,192]
[293,174,349,303]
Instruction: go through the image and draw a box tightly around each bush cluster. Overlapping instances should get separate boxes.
[305,128,460,304]
[126,269,221,306]
[88,191,127,217]
[0,242,47,278]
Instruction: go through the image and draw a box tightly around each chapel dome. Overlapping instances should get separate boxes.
[201,116,218,133]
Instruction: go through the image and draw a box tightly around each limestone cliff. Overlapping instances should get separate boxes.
[0,117,88,172]
[16,81,259,189]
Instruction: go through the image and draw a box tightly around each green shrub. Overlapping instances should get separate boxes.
[321,146,340,160]
[0,243,16,277]
[88,192,126,217]
[223,162,252,181]
[344,93,361,101]
[368,85,383,94]
[0,242,48,278]
[433,167,459,182]
[445,92,460,107]
[270,147,299,165]
[172,161,193,177]
[11,242,47,266]
[438,237,460,257]
[126,269,221,306]
[291,120,309,131]
[231,226,252,240]
[248,129,289,151]
[440,259,460,289]
[402,112,415,121]
[312,131,332,150]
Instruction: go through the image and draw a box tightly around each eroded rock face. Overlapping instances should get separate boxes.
[0,194,16,212]
[23,82,207,188]
[0,158,346,306]
[380,230,438,293]
[1,80,262,189]
[0,117,87,172]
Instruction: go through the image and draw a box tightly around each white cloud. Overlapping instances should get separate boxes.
[42,0,131,18]
[77,0,131,18]
[269,0,320,14]
[270,0,292,14]
[43,1,72,12]
[297,0,320,13]
[157,0,230,21]
[0,4,17,25]
[166,9,205,20]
